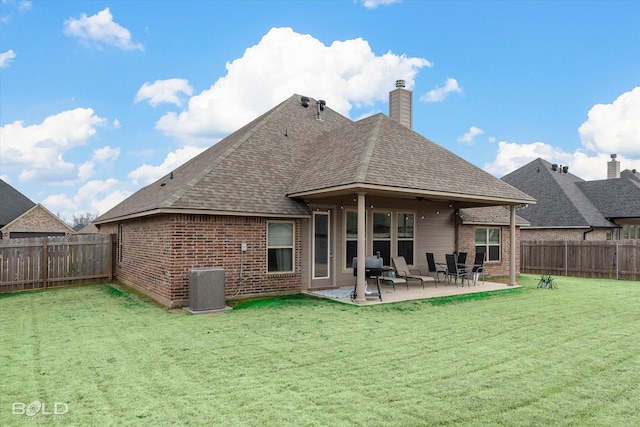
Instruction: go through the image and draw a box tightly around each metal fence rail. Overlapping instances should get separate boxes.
[521,240,640,281]
[0,234,114,293]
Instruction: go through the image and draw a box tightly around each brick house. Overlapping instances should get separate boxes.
[0,179,74,239]
[501,156,640,241]
[95,82,535,308]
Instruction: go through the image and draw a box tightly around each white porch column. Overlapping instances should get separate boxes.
[509,205,517,286]
[355,192,367,302]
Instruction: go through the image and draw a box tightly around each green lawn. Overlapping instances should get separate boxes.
[1,275,639,426]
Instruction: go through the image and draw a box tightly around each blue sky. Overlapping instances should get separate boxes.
[1,0,639,222]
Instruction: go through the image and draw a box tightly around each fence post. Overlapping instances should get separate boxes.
[565,241,568,277]
[108,234,113,281]
[42,237,48,289]
[616,241,619,280]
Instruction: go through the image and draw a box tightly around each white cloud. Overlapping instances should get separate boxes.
[361,0,401,9]
[458,126,484,145]
[0,49,16,68]
[18,0,31,12]
[155,27,430,144]
[128,145,206,186]
[485,142,640,181]
[75,146,120,181]
[43,178,130,219]
[420,78,462,103]
[484,141,573,177]
[0,108,106,182]
[484,87,640,181]
[578,86,640,156]
[63,7,143,51]
[113,118,121,128]
[135,78,193,107]
[93,145,120,162]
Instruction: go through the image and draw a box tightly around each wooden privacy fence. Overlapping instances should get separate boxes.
[521,240,640,281]
[0,234,114,293]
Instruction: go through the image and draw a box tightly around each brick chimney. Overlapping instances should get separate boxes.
[607,154,620,179]
[389,79,412,129]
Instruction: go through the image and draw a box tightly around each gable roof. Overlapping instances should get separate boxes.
[501,158,622,228]
[0,179,36,227]
[1,203,75,234]
[576,169,640,220]
[96,95,534,224]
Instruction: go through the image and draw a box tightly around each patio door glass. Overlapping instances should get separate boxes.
[313,211,330,279]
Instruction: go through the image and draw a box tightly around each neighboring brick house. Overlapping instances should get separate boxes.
[95,82,535,308]
[501,156,640,241]
[0,179,74,239]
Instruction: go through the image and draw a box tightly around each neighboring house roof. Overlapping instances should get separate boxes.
[576,169,640,220]
[458,206,529,226]
[0,179,36,227]
[77,223,99,234]
[501,158,631,229]
[96,95,534,224]
[1,203,75,235]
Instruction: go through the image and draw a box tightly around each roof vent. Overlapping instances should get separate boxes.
[396,79,406,88]
[552,164,558,171]
[562,166,569,174]
[315,100,326,121]
[301,96,310,108]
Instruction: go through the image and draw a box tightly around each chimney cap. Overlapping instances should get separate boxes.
[395,79,406,88]
[611,154,617,159]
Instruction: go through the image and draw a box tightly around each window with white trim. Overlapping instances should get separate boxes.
[345,210,358,269]
[622,225,638,240]
[344,209,415,268]
[267,222,294,272]
[397,212,414,265]
[475,227,500,262]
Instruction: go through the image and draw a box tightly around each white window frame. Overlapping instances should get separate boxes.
[475,227,501,262]
[267,221,295,273]
[343,209,416,269]
[396,212,415,265]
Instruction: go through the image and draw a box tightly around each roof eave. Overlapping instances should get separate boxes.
[94,207,311,225]
[288,183,536,206]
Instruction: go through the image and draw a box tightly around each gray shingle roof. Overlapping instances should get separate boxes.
[501,158,619,228]
[97,95,351,222]
[576,169,640,219]
[288,113,535,204]
[0,179,35,227]
[96,95,535,224]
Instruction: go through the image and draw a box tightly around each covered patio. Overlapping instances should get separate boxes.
[307,279,520,305]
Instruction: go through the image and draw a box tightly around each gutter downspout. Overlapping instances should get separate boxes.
[583,227,594,241]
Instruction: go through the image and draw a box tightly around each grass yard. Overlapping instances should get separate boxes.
[1,275,639,426]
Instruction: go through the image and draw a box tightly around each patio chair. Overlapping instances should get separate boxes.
[391,256,436,289]
[351,257,383,301]
[457,251,467,266]
[425,252,447,283]
[470,252,485,286]
[445,253,469,286]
